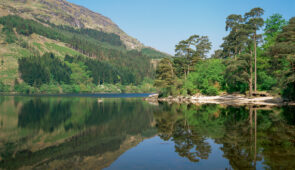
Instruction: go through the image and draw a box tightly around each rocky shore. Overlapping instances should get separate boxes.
[145,94,295,106]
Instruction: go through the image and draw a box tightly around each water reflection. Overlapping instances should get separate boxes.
[0,96,295,169]
[0,96,157,169]
[155,103,295,169]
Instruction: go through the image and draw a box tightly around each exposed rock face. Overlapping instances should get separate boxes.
[0,0,143,49]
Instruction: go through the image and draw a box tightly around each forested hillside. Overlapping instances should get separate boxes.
[0,0,142,49]
[0,1,170,94]
[155,8,295,100]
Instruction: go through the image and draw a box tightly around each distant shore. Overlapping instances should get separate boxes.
[0,93,154,98]
[146,94,295,106]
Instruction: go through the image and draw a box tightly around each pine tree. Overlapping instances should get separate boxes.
[263,14,287,49]
[154,58,175,88]
[175,35,211,78]
[245,8,264,92]
[270,17,295,100]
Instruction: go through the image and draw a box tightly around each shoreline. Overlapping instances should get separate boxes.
[0,93,155,98]
[146,94,295,106]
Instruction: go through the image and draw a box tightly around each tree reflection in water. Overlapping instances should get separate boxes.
[155,103,295,169]
[0,96,295,169]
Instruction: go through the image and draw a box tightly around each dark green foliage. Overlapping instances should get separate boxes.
[0,81,9,92]
[0,15,121,46]
[54,25,124,47]
[65,55,136,85]
[185,59,225,95]
[221,8,265,95]
[175,35,212,77]
[1,25,17,43]
[154,58,175,88]
[141,48,171,58]
[18,53,71,87]
[263,14,287,49]
[221,14,248,59]
[257,71,276,90]
[0,15,155,84]
[211,49,223,59]
[154,9,294,100]
[173,57,187,78]
[14,82,33,94]
[270,17,295,100]
[223,55,250,93]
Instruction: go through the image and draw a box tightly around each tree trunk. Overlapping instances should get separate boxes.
[254,32,257,92]
[168,61,174,78]
[249,106,253,157]
[249,51,253,97]
[254,109,257,168]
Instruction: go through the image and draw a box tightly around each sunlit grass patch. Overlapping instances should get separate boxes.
[44,42,82,57]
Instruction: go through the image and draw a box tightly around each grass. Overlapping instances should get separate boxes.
[32,42,43,52]
[44,42,82,57]
[16,48,31,58]
[0,52,19,86]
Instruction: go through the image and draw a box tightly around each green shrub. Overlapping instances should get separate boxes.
[204,86,219,96]
[2,26,17,44]
[0,81,10,92]
[39,84,60,94]
[14,83,37,94]
[185,59,225,95]
[61,84,74,93]
[258,72,277,91]
[73,84,81,93]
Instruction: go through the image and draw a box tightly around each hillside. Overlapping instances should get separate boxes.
[0,0,170,93]
[0,0,143,49]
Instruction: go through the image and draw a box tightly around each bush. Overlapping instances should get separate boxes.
[185,59,225,95]
[73,84,81,93]
[14,83,37,94]
[78,84,93,93]
[258,72,277,91]
[0,81,10,92]
[61,84,74,93]
[183,79,197,95]
[39,84,61,94]
[204,86,219,96]
[2,26,17,44]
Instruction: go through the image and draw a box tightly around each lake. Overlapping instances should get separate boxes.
[0,95,295,169]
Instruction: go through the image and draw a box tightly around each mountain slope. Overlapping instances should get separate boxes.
[0,0,143,49]
[0,0,169,93]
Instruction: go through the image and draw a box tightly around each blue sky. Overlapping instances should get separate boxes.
[68,0,294,55]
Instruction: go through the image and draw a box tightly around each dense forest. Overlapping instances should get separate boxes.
[155,8,295,100]
[0,15,168,93]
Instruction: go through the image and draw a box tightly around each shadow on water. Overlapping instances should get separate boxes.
[0,96,295,169]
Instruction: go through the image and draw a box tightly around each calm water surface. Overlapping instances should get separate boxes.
[0,95,295,169]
